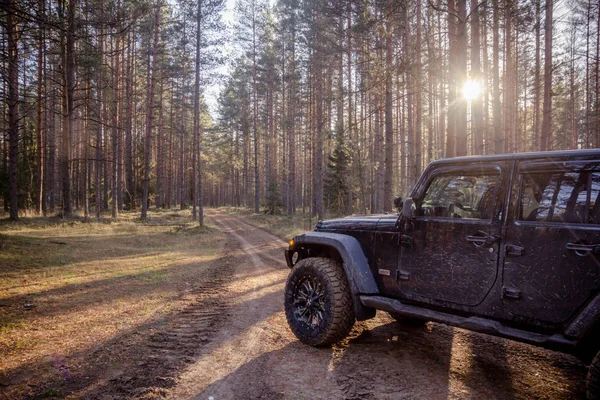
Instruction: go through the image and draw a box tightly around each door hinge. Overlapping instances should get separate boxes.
[502,286,521,299]
[397,270,410,281]
[505,244,524,257]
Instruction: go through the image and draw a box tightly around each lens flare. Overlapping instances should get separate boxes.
[463,80,482,100]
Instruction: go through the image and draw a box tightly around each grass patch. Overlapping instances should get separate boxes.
[0,316,26,335]
[38,388,61,398]
[0,207,226,391]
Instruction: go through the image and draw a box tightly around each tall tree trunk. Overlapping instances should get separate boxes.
[111,23,120,219]
[534,0,541,150]
[336,11,344,214]
[288,22,296,215]
[193,0,204,225]
[383,0,394,212]
[61,0,75,217]
[455,0,467,156]
[141,4,160,219]
[446,0,457,157]
[492,0,502,153]
[471,0,483,154]
[7,0,19,220]
[414,0,423,175]
[84,78,90,219]
[585,0,591,146]
[481,3,490,153]
[540,0,553,151]
[156,79,164,207]
[125,28,134,209]
[374,94,384,213]
[314,33,324,220]
[49,83,56,212]
[36,0,45,214]
[570,28,577,148]
[252,5,259,213]
[347,1,355,214]
[596,0,600,148]
[437,12,446,158]
[116,11,124,212]
[96,12,104,218]
[405,6,415,185]
[504,0,514,153]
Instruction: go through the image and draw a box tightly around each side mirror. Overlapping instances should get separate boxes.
[394,196,403,213]
[402,197,415,219]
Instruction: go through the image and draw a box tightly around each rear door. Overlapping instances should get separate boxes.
[502,160,600,324]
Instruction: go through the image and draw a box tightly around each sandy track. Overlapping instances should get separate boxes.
[170,211,588,400]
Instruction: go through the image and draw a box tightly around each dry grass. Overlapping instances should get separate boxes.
[0,208,224,394]
[215,207,317,240]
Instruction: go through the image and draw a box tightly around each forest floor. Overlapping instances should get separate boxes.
[0,208,589,399]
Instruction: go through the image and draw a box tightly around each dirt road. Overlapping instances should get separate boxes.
[1,210,586,399]
[169,210,587,400]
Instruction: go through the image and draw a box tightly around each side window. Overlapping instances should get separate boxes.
[520,170,600,224]
[418,173,499,220]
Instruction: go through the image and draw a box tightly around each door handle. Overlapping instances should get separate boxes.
[502,287,521,299]
[466,234,499,246]
[505,244,525,256]
[566,243,600,255]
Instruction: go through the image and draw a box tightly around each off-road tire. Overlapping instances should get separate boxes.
[284,257,355,346]
[588,351,600,400]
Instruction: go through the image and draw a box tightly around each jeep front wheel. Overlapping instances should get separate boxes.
[588,351,600,399]
[284,257,355,346]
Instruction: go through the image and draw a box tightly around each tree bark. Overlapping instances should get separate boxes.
[471,0,483,154]
[314,28,324,220]
[36,0,45,214]
[61,0,75,217]
[111,21,120,219]
[193,0,204,225]
[540,0,553,151]
[534,0,541,150]
[492,0,502,153]
[383,0,394,212]
[446,0,457,157]
[96,10,104,219]
[125,28,134,209]
[504,0,514,153]
[288,19,296,215]
[7,0,19,220]
[252,2,260,213]
[141,4,160,219]
[455,0,467,156]
[414,0,423,176]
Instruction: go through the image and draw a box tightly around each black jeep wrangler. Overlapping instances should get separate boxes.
[283,149,600,398]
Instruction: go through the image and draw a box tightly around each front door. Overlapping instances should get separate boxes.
[502,161,600,324]
[399,164,505,306]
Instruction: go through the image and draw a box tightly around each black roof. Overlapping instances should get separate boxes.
[430,149,600,166]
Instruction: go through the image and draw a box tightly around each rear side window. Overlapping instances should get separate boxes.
[419,173,499,220]
[519,170,600,224]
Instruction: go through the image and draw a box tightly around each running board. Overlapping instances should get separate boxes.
[360,295,575,350]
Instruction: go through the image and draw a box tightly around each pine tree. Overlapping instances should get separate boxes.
[324,131,350,217]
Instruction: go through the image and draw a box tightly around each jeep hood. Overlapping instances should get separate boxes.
[314,214,398,232]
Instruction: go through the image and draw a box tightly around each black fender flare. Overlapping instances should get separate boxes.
[286,232,378,321]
